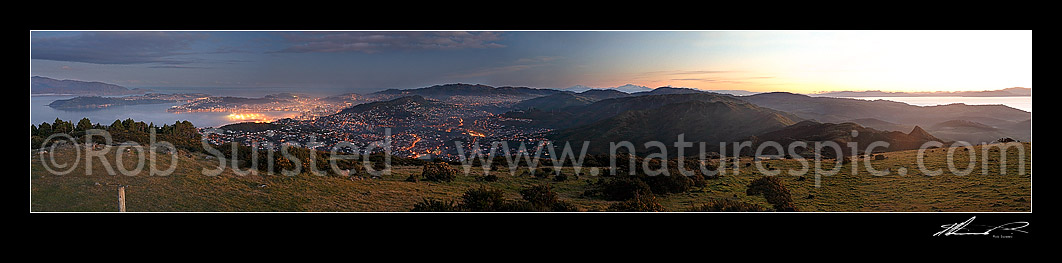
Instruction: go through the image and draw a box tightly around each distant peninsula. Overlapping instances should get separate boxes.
[31,76,150,95]
[47,93,209,111]
[814,87,1031,97]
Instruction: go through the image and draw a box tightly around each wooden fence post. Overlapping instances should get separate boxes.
[118,185,126,212]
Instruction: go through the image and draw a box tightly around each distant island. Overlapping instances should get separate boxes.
[813,87,1031,97]
[31,76,150,95]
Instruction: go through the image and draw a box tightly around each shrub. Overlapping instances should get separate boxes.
[873,154,887,161]
[532,167,553,179]
[746,176,796,212]
[422,162,458,182]
[482,174,499,182]
[553,173,568,182]
[404,174,419,182]
[411,198,459,212]
[501,201,534,212]
[597,177,653,201]
[607,194,664,212]
[645,172,693,194]
[518,184,576,212]
[688,198,768,212]
[690,173,708,188]
[549,201,578,212]
[460,186,508,212]
[597,167,613,177]
[520,185,558,208]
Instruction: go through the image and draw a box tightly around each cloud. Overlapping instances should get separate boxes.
[515,56,562,64]
[446,56,563,79]
[644,70,738,76]
[274,31,506,53]
[670,76,775,85]
[31,32,208,65]
[671,78,746,84]
[147,65,209,69]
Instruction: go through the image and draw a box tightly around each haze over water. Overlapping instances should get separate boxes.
[843,96,1032,112]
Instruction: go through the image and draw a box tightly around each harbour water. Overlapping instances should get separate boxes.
[29,93,300,128]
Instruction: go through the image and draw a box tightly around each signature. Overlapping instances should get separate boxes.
[933,216,1029,237]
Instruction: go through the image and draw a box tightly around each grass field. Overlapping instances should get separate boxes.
[30,142,1031,212]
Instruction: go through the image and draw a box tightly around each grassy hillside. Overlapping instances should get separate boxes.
[549,100,798,154]
[30,142,1031,212]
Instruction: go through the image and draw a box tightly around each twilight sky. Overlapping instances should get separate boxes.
[30,30,1032,94]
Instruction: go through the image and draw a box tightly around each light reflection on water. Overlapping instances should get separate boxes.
[224,112,292,123]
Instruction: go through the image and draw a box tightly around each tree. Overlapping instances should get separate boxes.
[109,119,125,131]
[52,118,72,134]
[76,118,93,132]
[122,118,136,132]
[38,122,52,136]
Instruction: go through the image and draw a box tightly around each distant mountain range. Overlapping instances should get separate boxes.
[740,92,1030,143]
[374,83,561,97]
[562,84,652,93]
[562,85,595,93]
[560,84,758,96]
[629,87,704,96]
[741,92,1029,124]
[578,89,631,100]
[31,76,148,95]
[813,87,1031,97]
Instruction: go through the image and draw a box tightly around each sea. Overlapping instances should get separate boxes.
[28,86,323,128]
[840,96,1032,112]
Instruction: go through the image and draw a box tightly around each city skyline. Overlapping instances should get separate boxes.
[30,30,1032,95]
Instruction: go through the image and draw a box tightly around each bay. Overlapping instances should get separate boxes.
[29,94,300,128]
